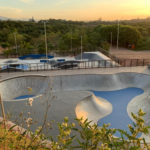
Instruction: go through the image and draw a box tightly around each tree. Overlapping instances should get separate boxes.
[119,25,141,47]
[95,24,141,48]
[8,32,24,46]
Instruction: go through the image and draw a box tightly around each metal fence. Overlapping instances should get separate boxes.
[114,59,150,67]
[0,58,149,73]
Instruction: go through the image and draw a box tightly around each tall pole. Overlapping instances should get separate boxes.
[110,32,112,50]
[117,20,120,49]
[81,35,83,60]
[14,32,18,56]
[71,30,73,52]
[44,22,48,59]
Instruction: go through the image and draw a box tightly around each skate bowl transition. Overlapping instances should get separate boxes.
[0,73,150,139]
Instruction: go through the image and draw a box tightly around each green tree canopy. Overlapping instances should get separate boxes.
[96,24,141,48]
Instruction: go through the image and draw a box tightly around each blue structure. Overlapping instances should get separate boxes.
[19,54,54,60]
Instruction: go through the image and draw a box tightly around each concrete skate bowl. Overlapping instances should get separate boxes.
[0,73,150,140]
[0,75,50,101]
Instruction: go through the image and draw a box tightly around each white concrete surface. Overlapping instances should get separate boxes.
[75,94,112,123]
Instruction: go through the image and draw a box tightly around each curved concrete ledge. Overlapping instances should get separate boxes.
[127,93,150,141]
[51,72,150,92]
[75,94,112,123]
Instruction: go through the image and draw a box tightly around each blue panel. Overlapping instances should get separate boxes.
[14,95,35,100]
[57,59,65,62]
[19,54,54,60]
[40,60,49,63]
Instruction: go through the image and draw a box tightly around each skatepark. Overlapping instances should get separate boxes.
[1,68,150,140]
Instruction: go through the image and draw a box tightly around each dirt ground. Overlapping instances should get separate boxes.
[110,48,150,59]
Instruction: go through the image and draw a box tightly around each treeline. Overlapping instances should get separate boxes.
[0,18,150,57]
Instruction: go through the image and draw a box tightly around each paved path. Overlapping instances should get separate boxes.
[110,48,150,59]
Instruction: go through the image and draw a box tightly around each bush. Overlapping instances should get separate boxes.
[0,109,150,149]
[3,49,16,57]
[136,37,150,50]
[101,41,110,51]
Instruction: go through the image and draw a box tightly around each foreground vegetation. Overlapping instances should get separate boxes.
[1,17,150,57]
[0,109,150,149]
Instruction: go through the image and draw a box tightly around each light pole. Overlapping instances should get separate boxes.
[116,20,120,49]
[14,32,18,56]
[71,30,73,52]
[110,32,112,50]
[81,35,83,60]
[44,22,48,59]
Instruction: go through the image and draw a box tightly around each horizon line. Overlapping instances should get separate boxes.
[1,15,150,22]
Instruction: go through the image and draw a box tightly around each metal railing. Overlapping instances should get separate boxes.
[0,58,149,73]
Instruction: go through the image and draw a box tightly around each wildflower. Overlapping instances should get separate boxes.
[72,123,75,127]
[64,117,68,122]
[62,122,68,127]
[26,117,32,127]
[28,98,34,106]
[36,126,42,133]
[64,129,71,136]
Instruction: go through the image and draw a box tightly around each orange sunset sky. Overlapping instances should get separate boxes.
[0,0,150,21]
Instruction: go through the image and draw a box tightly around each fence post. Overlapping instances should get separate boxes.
[30,64,31,72]
[105,60,106,68]
[8,65,9,73]
[0,94,6,129]
[23,64,24,73]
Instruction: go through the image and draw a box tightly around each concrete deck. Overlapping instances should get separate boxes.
[0,66,149,80]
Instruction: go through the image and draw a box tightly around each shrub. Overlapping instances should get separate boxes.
[0,109,150,149]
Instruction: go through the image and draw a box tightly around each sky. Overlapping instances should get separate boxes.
[0,0,150,21]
